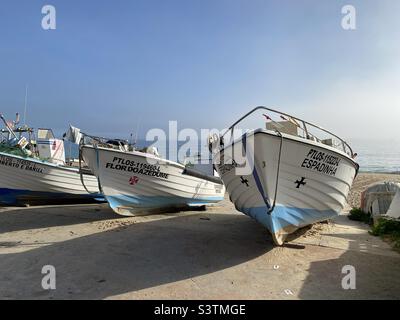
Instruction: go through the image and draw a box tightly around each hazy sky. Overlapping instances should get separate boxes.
[0,0,399,142]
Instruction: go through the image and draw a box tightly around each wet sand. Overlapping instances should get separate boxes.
[0,172,399,299]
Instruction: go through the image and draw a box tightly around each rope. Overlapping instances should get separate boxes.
[94,143,103,194]
[78,136,98,194]
[267,130,283,215]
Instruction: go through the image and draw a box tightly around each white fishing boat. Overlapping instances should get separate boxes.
[81,138,225,216]
[209,106,359,245]
[0,116,102,205]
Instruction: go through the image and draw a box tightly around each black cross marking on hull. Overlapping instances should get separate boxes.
[295,177,306,188]
[240,176,249,187]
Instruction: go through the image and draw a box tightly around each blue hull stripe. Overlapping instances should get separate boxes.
[106,194,224,210]
[0,188,104,205]
[242,204,337,235]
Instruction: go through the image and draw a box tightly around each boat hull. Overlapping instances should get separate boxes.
[214,130,358,245]
[0,152,102,205]
[81,146,225,216]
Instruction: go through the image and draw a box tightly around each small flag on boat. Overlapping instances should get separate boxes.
[264,114,283,129]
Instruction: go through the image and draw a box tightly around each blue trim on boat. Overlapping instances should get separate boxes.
[241,204,337,235]
[0,187,104,205]
[106,194,224,210]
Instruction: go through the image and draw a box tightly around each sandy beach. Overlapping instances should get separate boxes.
[0,172,399,299]
[346,172,400,209]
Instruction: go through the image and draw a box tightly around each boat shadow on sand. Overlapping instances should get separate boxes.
[3,205,399,299]
[0,204,116,233]
[0,205,274,299]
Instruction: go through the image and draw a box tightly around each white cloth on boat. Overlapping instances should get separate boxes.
[146,146,160,157]
[64,125,82,144]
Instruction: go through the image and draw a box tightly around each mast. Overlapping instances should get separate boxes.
[23,84,28,127]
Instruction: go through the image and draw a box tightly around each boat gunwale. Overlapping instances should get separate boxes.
[0,151,94,175]
[81,145,223,185]
[217,129,359,170]
[221,106,356,158]
[82,145,186,169]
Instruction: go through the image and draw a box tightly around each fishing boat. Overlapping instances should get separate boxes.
[209,106,359,245]
[0,115,102,205]
[80,136,225,216]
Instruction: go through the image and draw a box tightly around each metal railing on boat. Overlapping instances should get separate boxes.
[221,106,355,158]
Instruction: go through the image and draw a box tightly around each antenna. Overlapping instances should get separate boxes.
[23,84,28,127]
[134,118,141,146]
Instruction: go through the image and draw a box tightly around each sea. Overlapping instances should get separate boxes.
[66,138,400,174]
[351,139,400,173]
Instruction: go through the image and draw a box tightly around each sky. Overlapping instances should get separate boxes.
[0,0,399,143]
